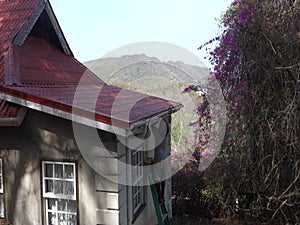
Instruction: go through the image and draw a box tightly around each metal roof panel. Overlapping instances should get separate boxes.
[0,0,182,128]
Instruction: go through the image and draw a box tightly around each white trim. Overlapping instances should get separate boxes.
[42,161,76,200]
[42,161,77,225]
[45,198,77,225]
[0,93,129,136]
[0,159,3,194]
[128,146,145,218]
[130,104,183,129]
[0,158,4,219]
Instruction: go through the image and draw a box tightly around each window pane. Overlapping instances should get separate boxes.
[132,149,145,215]
[47,198,56,211]
[67,214,77,225]
[54,164,63,178]
[136,167,139,180]
[64,181,74,196]
[58,213,67,224]
[134,198,138,208]
[137,192,141,205]
[135,153,138,165]
[57,213,77,225]
[139,152,142,165]
[132,167,136,181]
[47,212,57,225]
[0,158,2,193]
[54,180,64,195]
[64,165,74,179]
[0,194,4,218]
[45,164,53,178]
[67,200,77,213]
[58,199,67,212]
[45,180,54,193]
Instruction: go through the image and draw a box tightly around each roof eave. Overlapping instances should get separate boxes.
[129,104,183,130]
[0,107,27,127]
[0,92,130,137]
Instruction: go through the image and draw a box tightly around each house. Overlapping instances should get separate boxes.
[0,0,182,225]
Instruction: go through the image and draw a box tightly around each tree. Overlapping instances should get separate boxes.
[193,0,300,223]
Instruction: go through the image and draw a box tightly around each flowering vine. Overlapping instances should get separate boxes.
[183,0,300,222]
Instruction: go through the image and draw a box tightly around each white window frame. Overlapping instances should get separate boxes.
[131,146,145,217]
[0,159,3,194]
[42,161,77,225]
[0,158,4,219]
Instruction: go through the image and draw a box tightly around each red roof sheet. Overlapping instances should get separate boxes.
[0,83,179,128]
[14,37,104,85]
[0,0,182,128]
[0,0,40,118]
[0,0,40,57]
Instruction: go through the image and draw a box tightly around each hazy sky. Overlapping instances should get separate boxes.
[49,0,232,67]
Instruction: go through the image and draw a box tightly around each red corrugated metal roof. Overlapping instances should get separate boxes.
[15,37,104,85]
[0,37,180,128]
[0,0,40,118]
[0,84,179,128]
[0,0,182,128]
[0,0,40,55]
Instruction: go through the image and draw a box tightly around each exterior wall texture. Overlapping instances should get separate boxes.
[0,109,170,225]
[0,110,99,225]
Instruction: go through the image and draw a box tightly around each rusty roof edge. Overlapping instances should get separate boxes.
[0,92,129,137]
[129,103,183,130]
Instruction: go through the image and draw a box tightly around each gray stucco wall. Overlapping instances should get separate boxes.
[0,109,170,225]
[0,110,98,225]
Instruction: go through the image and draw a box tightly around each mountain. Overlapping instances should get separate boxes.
[84,54,209,87]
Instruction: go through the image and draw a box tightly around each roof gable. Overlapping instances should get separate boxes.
[0,0,72,84]
[29,10,65,54]
[13,0,72,56]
